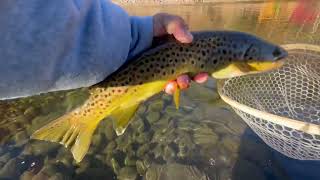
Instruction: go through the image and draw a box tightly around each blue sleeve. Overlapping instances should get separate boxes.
[0,0,153,100]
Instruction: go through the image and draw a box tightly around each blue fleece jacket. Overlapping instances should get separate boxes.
[0,0,153,100]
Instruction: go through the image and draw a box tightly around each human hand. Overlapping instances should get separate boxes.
[152,13,209,94]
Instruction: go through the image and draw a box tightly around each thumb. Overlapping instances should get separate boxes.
[165,16,193,43]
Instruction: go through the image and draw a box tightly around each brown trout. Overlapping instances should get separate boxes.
[31,31,287,162]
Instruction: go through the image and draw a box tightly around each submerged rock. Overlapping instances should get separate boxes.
[146,111,161,124]
[117,167,138,180]
[145,163,210,180]
[136,160,147,175]
[193,125,219,147]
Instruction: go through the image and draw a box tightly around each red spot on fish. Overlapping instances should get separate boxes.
[193,72,209,83]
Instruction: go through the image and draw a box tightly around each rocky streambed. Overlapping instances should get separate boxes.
[0,80,288,180]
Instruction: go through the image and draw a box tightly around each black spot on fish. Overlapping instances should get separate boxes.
[223,50,227,55]
[202,51,206,56]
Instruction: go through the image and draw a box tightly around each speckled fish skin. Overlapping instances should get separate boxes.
[31,31,287,163]
[85,30,285,119]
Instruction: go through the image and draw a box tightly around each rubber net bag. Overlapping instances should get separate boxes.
[217,44,320,160]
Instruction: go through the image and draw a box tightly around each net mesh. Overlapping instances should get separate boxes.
[217,44,320,160]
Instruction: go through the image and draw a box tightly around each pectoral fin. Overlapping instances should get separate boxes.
[111,103,140,136]
[173,87,180,109]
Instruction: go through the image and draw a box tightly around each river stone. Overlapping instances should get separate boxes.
[48,173,71,180]
[117,167,138,180]
[20,171,35,180]
[15,131,29,143]
[148,99,164,112]
[23,106,39,119]
[145,163,210,180]
[146,111,161,124]
[153,144,165,160]
[30,141,60,156]
[136,104,147,115]
[124,156,137,166]
[32,171,50,180]
[163,145,176,162]
[137,144,150,158]
[91,134,104,147]
[164,106,184,118]
[104,141,117,155]
[142,155,153,169]
[111,158,121,175]
[193,125,219,146]
[0,158,26,179]
[136,160,146,175]
[75,167,115,180]
[0,153,11,164]
[135,132,152,144]
[184,82,219,102]
[221,136,240,153]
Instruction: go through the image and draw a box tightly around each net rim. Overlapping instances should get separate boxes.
[217,43,320,136]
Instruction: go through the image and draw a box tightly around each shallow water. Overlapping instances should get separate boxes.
[0,1,320,180]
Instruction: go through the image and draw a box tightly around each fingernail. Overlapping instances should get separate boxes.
[165,81,178,95]
[177,75,191,89]
[181,30,193,43]
[194,73,208,83]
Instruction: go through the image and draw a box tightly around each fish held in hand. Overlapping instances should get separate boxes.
[31,31,287,163]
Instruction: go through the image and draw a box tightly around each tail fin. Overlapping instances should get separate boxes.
[31,110,99,163]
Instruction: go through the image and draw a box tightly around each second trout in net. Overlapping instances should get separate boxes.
[31,31,288,162]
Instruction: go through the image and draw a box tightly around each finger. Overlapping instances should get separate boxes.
[193,73,209,83]
[164,16,193,43]
[176,74,191,89]
[164,80,178,95]
[172,27,193,43]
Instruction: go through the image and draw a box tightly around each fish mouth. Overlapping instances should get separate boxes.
[247,46,287,73]
[272,46,288,61]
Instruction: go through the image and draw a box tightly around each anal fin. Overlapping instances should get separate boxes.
[173,87,180,109]
[111,103,140,136]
